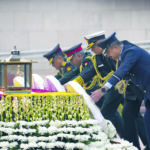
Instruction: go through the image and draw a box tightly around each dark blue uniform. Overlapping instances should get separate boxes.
[107,40,150,148]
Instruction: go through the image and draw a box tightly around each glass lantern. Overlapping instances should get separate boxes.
[0,46,35,94]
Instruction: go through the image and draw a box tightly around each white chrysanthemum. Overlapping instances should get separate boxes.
[88,141,107,150]
[48,136,57,142]
[17,120,27,126]
[8,135,18,141]
[48,126,57,134]
[0,141,9,147]
[28,142,38,148]
[75,135,90,141]
[18,136,27,142]
[97,132,108,140]
[55,142,65,148]
[20,144,29,149]
[65,143,76,150]
[38,142,47,148]
[7,128,14,135]
[9,142,18,148]
[3,122,15,128]
[46,143,55,149]
[28,129,36,133]
[38,126,48,135]
[65,134,74,139]
[59,127,67,133]
[38,136,47,142]
[28,136,37,142]
[105,143,120,150]
[75,143,86,149]
[56,133,66,139]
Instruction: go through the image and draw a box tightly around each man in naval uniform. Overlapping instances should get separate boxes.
[92,32,150,149]
[43,44,79,84]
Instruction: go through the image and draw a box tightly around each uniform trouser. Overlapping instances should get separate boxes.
[99,88,124,138]
[144,100,150,148]
[122,98,142,150]
[136,113,150,149]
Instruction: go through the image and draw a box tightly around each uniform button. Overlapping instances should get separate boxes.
[144,90,146,93]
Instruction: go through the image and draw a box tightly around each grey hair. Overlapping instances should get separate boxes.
[108,40,122,49]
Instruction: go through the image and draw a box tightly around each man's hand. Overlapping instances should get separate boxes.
[91,89,105,103]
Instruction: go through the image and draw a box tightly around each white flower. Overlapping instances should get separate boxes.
[88,141,107,149]
[17,121,27,126]
[0,128,13,135]
[75,143,86,149]
[38,142,47,148]
[65,134,74,139]
[46,143,55,148]
[54,141,65,148]
[9,142,18,148]
[38,126,48,135]
[20,143,29,149]
[28,129,36,133]
[8,135,18,141]
[48,126,58,134]
[97,132,108,140]
[28,142,38,148]
[3,122,15,128]
[18,135,27,142]
[0,141,9,147]
[28,136,37,142]
[48,136,57,142]
[75,135,90,141]
[65,143,75,150]
[38,136,47,141]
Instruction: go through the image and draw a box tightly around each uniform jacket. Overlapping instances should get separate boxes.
[55,62,79,85]
[108,40,150,103]
[79,54,116,84]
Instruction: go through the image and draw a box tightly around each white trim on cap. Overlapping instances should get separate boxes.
[85,31,105,40]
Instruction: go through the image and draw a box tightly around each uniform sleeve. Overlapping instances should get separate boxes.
[74,61,97,85]
[59,67,80,85]
[107,49,141,86]
[55,72,62,80]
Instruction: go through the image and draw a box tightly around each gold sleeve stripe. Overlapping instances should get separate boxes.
[73,76,84,86]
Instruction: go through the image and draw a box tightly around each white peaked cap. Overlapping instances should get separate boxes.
[85,31,105,39]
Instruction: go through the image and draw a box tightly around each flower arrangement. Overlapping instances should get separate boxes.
[0,119,137,150]
[0,86,138,150]
[0,93,90,122]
